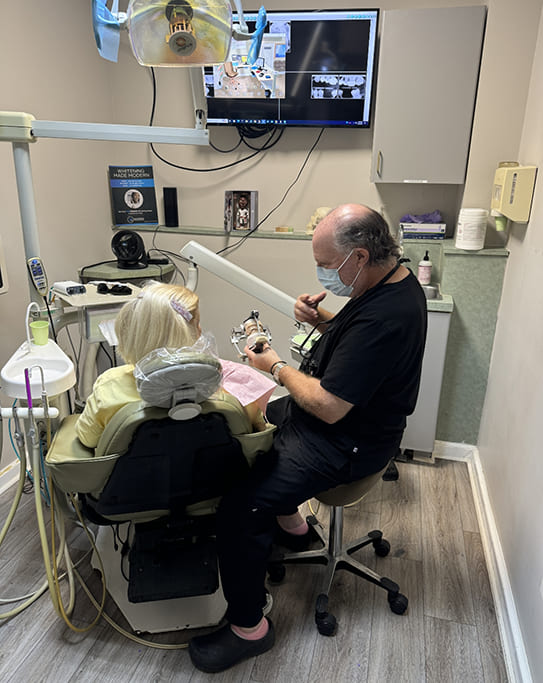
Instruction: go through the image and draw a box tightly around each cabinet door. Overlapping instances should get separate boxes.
[401,310,452,455]
[371,6,486,184]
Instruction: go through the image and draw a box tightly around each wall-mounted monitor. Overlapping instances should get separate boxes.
[203,9,379,128]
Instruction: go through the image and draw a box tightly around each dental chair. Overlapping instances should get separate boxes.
[45,349,275,633]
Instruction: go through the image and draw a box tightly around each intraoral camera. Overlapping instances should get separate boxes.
[231,310,271,360]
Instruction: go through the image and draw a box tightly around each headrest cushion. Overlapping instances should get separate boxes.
[134,339,222,408]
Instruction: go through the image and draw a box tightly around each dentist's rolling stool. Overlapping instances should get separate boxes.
[46,350,275,634]
[268,464,408,635]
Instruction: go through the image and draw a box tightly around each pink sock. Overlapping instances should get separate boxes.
[231,618,269,641]
[280,519,309,536]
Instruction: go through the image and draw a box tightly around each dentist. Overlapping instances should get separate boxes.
[189,203,427,673]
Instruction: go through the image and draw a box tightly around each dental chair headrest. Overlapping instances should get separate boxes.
[134,344,222,420]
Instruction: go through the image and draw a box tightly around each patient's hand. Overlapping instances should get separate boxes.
[245,402,268,432]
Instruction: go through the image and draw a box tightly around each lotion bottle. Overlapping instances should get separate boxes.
[417,251,432,285]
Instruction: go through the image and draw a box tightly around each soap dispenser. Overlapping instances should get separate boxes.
[417,251,432,285]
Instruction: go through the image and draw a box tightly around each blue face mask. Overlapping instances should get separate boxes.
[316,250,361,297]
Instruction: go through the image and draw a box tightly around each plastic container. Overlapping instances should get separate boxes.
[455,208,488,250]
[417,251,432,285]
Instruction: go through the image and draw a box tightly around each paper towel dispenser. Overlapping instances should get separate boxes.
[491,163,537,223]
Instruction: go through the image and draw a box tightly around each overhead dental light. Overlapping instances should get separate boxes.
[165,0,197,56]
[92,0,266,67]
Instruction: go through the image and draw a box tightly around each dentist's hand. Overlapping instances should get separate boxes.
[244,343,281,374]
[294,291,327,324]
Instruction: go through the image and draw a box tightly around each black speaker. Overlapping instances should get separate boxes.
[163,187,179,227]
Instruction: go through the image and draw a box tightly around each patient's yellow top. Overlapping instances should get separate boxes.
[76,362,273,449]
[76,365,140,449]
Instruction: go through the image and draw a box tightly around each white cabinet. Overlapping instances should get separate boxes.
[401,307,452,457]
[371,6,486,184]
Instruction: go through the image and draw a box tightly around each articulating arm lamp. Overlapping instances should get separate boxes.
[180,240,297,321]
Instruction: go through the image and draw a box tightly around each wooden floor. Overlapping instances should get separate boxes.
[0,460,508,682]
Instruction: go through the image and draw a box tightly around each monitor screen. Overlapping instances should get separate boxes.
[203,9,379,128]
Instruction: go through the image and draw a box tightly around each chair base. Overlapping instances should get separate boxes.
[268,511,408,635]
[91,525,227,634]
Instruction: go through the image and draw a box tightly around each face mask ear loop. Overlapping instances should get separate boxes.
[348,263,363,289]
[337,249,354,273]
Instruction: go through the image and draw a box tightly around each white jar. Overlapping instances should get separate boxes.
[455,208,488,250]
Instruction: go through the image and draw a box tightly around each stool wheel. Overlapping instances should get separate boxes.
[388,592,408,615]
[315,593,337,636]
[267,562,286,584]
[316,612,337,636]
[373,538,391,557]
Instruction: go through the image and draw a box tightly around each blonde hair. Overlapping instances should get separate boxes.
[115,281,200,365]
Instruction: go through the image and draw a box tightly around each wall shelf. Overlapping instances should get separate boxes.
[113,225,313,241]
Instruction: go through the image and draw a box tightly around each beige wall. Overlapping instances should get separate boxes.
[478,7,543,678]
[1,0,543,678]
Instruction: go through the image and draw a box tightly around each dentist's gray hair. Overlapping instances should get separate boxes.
[334,206,400,265]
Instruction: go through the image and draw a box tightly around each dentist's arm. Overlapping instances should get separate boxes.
[245,345,353,425]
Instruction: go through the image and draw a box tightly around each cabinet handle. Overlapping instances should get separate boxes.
[377,150,383,177]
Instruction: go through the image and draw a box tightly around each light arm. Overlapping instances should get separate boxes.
[180,241,297,320]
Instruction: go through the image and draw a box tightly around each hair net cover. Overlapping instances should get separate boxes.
[134,332,223,407]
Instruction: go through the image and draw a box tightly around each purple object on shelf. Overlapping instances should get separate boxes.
[400,210,442,223]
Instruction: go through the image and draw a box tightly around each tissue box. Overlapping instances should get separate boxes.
[400,222,446,240]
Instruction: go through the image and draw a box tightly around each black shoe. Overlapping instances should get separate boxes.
[189,619,275,673]
[274,524,311,551]
[382,460,400,481]
[273,519,322,552]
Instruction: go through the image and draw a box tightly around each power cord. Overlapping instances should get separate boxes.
[147,67,284,172]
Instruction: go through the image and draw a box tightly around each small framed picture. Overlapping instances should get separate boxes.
[224,190,258,232]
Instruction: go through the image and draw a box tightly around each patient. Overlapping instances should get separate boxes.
[76,281,275,449]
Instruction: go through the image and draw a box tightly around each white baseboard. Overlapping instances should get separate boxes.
[437,441,533,683]
[433,439,476,461]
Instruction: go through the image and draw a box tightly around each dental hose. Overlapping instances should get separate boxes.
[30,425,105,631]
[1,396,185,643]
[0,411,27,548]
[49,487,106,632]
[0,419,61,621]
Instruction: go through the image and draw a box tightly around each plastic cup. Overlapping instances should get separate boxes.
[30,320,49,345]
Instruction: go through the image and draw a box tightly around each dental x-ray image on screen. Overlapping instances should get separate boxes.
[203,9,379,128]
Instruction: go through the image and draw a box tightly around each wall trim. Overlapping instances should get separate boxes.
[436,441,533,683]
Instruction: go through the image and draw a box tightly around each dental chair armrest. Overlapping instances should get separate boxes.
[46,414,94,463]
[201,389,276,465]
[45,414,121,495]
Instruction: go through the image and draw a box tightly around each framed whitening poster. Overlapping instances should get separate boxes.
[108,165,158,226]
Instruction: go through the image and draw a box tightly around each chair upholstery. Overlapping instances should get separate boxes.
[269,463,408,635]
[45,353,275,624]
[46,386,275,518]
